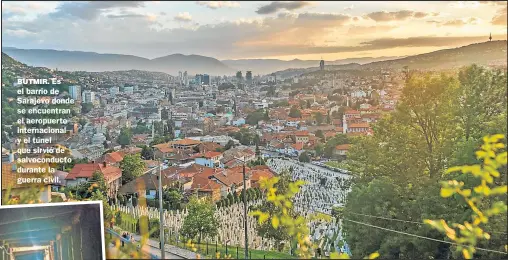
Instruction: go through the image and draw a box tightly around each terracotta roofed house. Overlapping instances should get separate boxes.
[348,122,370,133]
[334,144,351,156]
[65,162,122,198]
[171,138,202,152]
[293,131,310,143]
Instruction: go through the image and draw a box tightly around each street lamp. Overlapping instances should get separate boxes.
[235,157,249,259]
[142,160,165,259]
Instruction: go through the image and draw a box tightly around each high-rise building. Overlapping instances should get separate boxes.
[179,71,183,84]
[320,60,325,70]
[195,74,203,85]
[68,85,81,100]
[246,71,252,85]
[183,71,189,87]
[82,90,95,103]
[203,74,210,85]
[236,71,243,83]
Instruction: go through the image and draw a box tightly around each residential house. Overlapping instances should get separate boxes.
[249,166,275,188]
[194,151,224,168]
[118,171,174,199]
[293,131,310,143]
[348,122,370,133]
[52,170,69,192]
[291,143,305,155]
[153,143,176,159]
[65,162,122,199]
[196,142,223,153]
[101,151,125,166]
[345,110,361,119]
[209,167,251,196]
[189,169,222,201]
[171,138,202,152]
[334,144,351,157]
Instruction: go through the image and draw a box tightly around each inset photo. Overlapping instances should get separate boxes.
[0,201,105,260]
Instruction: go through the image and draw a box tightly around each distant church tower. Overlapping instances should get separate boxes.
[489,33,492,42]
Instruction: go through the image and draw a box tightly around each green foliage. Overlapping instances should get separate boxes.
[298,151,311,163]
[250,170,301,252]
[289,106,302,118]
[181,196,220,243]
[163,188,183,209]
[314,143,325,157]
[342,66,507,259]
[90,190,113,223]
[230,128,256,145]
[81,103,93,114]
[455,65,507,141]
[314,112,324,125]
[324,134,349,158]
[225,140,235,150]
[332,107,346,119]
[141,145,154,160]
[246,109,268,125]
[250,174,311,258]
[120,154,146,184]
[315,130,324,139]
[425,134,507,259]
[150,135,173,146]
[117,127,133,147]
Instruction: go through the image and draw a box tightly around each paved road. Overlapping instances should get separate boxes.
[130,233,188,259]
[107,228,189,259]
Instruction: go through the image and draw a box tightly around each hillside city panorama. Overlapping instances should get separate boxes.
[1,1,507,260]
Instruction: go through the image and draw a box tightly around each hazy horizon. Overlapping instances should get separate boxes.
[2,1,507,60]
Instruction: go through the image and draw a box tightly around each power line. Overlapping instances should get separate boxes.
[347,212,423,225]
[346,211,508,235]
[344,218,508,255]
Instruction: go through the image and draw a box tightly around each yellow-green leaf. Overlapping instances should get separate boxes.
[259,213,269,224]
[491,186,507,195]
[462,249,471,259]
[462,189,471,197]
[367,252,380,259]
[446,166,462,174]
[441,188,455,198]
[271,216,280,229]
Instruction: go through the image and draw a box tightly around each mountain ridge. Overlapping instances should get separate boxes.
[2,40,506,76]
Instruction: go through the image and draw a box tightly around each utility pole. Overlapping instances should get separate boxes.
[242,160,249,259]
[158,160,166,259]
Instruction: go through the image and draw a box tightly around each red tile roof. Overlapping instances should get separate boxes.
[66,163,121,183]
[202,151,222,158]
[250,169,274,182]
[335,144,351,150]
[105,151,124,164]
[345,110,361,115]
[172,138,202,146]
[349,122,370,128]
[293,131,309,136]
[291,143,305,151]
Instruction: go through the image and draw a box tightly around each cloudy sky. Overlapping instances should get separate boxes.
[2,1,507,60]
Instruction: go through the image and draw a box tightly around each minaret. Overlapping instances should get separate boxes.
[489,33,492,42]
[346,96,349,107]
[342,114,347,134]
